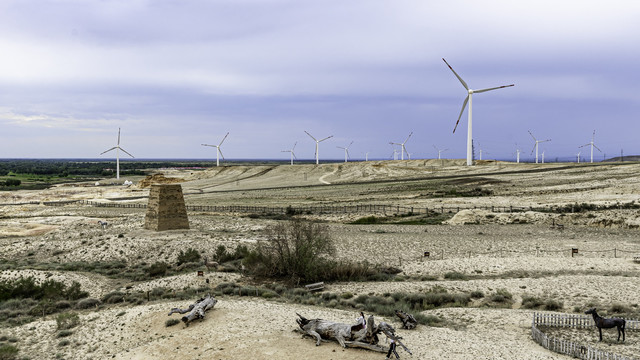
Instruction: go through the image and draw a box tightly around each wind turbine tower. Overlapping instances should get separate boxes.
[528,130,551,164]
[201,132,229,167]
[281,142,297,165]
[576,151,582,163]
[389,132,412,161]
[100,128,134,180]
[443,58,514,166]
[305,131,333,165]
[541,150,545,164]
[336,141,353,163]
[433,145,449,160]
[515,144,521,163]
[579,130,602,163]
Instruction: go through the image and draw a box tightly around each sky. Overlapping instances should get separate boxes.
[1,0,639,162]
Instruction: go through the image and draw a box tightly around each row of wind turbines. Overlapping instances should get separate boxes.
[100,59,603,176]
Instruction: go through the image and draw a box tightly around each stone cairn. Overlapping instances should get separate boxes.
[144,184,190,231]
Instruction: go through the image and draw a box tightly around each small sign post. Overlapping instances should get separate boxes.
[571,248,578,257]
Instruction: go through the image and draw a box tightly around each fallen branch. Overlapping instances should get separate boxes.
[168,294,217,324]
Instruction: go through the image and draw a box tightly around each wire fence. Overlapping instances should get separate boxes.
[532,312,640,360]
[419,247,640,260]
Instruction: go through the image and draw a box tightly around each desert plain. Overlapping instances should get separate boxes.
[1,159,640,360]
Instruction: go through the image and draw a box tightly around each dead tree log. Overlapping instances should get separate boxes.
[395,309,418,329]
[168,294,217,324]
[295,313,411,354]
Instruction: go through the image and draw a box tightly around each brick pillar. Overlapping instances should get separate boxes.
[144,184,189,231]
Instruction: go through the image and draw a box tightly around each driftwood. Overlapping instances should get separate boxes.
[168,294,217,324]
[395,309,418,330]
[295,313,412,355]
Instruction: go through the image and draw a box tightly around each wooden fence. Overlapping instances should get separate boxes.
[532,312,639,360]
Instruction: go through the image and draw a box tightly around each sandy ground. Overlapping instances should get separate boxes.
[2,160,640,359]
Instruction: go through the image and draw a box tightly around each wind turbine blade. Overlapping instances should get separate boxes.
[218,148,225,160]
[579,144,590,148]
[346,149,350,159]
[433,145,438,151]
[201,144,216,147]
[442,58,469,90]
[304,131,317,141]
[218,132,229,146]
[594,145,602,152]
[292,142,297,151]
[117,128,121,145]
[348,141,353,148]
[528,130,536,141]
[336,146,345,149]
[474,84,515,93]
[443,149,449,152]
[540,139,551,143]
[292,152,297,159]
[530,144,536,154]
[119,147,135,158]
[318,135,333,142]
[453,95,469,134]
[100,147,117,155]
[404,132,413,144]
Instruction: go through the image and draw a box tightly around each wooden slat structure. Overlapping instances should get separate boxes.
[532,312,640,360]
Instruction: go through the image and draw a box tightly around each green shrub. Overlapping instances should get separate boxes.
[0,344,19,360]
[544,299,563,311]
[56,330,73,338]
[165,319,180,327]
[57,339,70,347]
[470,290,484,299]
[147,262,168,277]
[101,292,125,304]
[349,216,380,224]
[341,292,354,299]
[75,298,100,309]
[56,312,79,330]
[521,295,544,309]
[610,303,631,314]
[444,272,468,280]
[176,248,201,266]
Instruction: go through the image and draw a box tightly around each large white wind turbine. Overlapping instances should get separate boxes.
[336,141,353,163]
[389,132,412,160]
[305,131,333,165]
[433,145,449,160]
[529,130,551,164]
[100,128,134,180]
[579,130,602,163]
[281,142,297,165]
[443,58,514,166]
[201,132,229,167]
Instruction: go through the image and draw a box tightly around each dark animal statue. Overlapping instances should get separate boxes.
[585,308,625,342]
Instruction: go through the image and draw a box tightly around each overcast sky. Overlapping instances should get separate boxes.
[1,0,639,162]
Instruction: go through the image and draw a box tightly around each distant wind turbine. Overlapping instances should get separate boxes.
[576,151,582,163]
[100,128,134,180]
[201,132,229,167]
[529,130,551,164]
[579,130,602,163]
[433,145,449,160]
[336,141,353,163]
[281,142,297,165]
[443,58,514,166]
[305,131,333,165]
[389,132,412,160]
[541,150,545,164]
[365,152,370,161]
[515,143,521,163]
